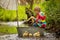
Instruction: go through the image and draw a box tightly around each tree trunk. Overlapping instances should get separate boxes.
[30,0,34,9]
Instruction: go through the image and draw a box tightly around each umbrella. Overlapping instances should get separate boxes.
[0,0,19,27]
[0,0,17,10]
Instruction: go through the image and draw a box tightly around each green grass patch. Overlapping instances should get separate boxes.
[0,25,17,34]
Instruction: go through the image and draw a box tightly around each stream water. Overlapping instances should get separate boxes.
[0,21,60,40]
[0,21,25,26]
[0,34,59,40]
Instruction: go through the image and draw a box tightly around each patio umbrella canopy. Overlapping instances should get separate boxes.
[0,0,17,10]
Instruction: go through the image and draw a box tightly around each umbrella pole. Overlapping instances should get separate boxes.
[16,0,21,37]
[16,0,19,27]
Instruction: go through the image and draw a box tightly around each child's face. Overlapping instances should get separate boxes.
[34,10,39,14]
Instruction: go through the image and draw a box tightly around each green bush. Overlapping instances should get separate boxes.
[0,5,27,21]
[42,0,60,28]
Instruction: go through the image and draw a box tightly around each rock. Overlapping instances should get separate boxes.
[44,32,55,37]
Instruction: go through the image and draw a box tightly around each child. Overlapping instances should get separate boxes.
[28,7,46,28]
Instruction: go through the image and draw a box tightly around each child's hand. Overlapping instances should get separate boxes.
[26,16,35,21]
[31,16,34,19]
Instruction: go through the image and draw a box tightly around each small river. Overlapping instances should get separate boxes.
[0,34,59,40]
[0,21,60,40]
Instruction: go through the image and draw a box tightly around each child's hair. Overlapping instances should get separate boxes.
[34,7,40,12]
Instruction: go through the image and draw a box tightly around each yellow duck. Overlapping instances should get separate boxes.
[23,31,29,37]
[29,33,33,37]
[33,31,40,37]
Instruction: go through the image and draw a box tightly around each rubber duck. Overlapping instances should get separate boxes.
[33,31,40,37]
[29,33,33,37]
[23,31,29,37]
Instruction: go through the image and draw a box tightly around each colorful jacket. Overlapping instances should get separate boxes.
[33,12,46,28]
[36,12,46,23]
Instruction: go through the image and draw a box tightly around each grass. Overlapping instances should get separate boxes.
[0,25,17,35]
